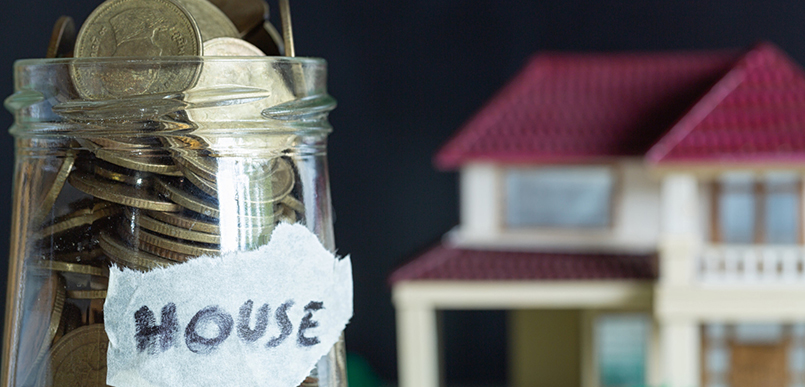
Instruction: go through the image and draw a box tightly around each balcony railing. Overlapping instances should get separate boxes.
[699,245,805,283]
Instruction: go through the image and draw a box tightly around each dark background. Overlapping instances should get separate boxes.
[2,1,805,385]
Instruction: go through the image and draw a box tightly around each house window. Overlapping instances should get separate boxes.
[596,314,649,387]
[714,172,801,244]
[505,167,613,228]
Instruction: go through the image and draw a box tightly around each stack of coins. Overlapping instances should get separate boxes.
[16,0,312,386]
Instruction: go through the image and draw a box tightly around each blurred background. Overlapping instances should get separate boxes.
[2,1,805,385]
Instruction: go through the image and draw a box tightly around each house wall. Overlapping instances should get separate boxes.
[451,159,660,253]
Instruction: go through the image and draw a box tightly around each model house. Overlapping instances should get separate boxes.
[390,43,805,387]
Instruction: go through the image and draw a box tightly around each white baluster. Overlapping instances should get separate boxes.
[782,249,799,283]
[724,249,739,284]
[760,247,778,282]
[744,248,758,283]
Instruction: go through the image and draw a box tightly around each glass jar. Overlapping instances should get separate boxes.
[2,57,345,387]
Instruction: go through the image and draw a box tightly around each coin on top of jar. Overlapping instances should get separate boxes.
[171,0,239,42]
[46,16,76,58]
[72,0,203,99]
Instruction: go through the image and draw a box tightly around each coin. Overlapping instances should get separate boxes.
[95,149,182,176]
[72,0,202,99]
[204,37,265,56]
[278,203,296,223]
[66,290,107,299]
[172,152,217,182]
[53,302,83,344]
[133,238,197,262]
[172,0,239,42]
[280,194,304,213]
[208,0,268,37]
[124,226,220,258]
[90,136,162,150]
[53,247,106,264]
[186,33,295,123]
[38,324,108,387]
[154,178,220,218]
[46,16,76,58]
[126,207,220,244]
[37,201,121,239]
[68,171,181,212]
[176,162,218,196]
[31,154,75,228]
[18,274,65,384]
[145,209,220,234]
[28,260,109,278]
[91,161,153,187]
[99,231,176,271]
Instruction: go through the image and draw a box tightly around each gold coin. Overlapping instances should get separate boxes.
[66,290,107,300]
[46,16,76,59]
[154,178,220,218]
[204,37,265,56]
[53,248,105,264]
[250,157,295,204]
[173,153,217,182]
[99,231,176,270]
[133,238,196,262]
[176,157,295,204]
[90,136,161,149]
[95,149,182,176]
[126,226,220,258]
[172,0,239,42]
[69,171,181,212]
[277,203,297,223]
[72,0,202,100]
[280,194,304,213]
[145,209,220,234]
[53,302,83,344]
[18,274,65,384]
[37,201,121,239]
[126,208,220,244]
[38,324,108,387]
[91,161,153,187]
[28,260,109,277]
[31,154,76,228]
[176,162,218,196]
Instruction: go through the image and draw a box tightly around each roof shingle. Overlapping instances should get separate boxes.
[388,245,657,283]
[434,50,738,169]
[647,43,805,163]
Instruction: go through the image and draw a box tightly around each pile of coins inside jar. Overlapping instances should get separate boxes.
[12,0,322,385]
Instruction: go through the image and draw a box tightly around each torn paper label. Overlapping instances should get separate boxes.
[104,223,353,387]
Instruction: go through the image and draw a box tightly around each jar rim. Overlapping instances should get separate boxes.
[8,56,334,137]
[14,56,326,67]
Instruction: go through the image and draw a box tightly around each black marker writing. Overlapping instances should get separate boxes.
[237,300,270,343]
[298,301,323,347]
[135,303,178,354]
[185,305,234,354]
[266,300,294,348]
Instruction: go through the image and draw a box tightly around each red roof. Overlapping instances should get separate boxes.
[436,43,805,169]
[647,44,805,163]
[435,49,739,169]
[388,245,657,284]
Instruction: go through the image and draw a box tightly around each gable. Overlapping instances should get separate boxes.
[434,50,738,170]
[647,43,805,164]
